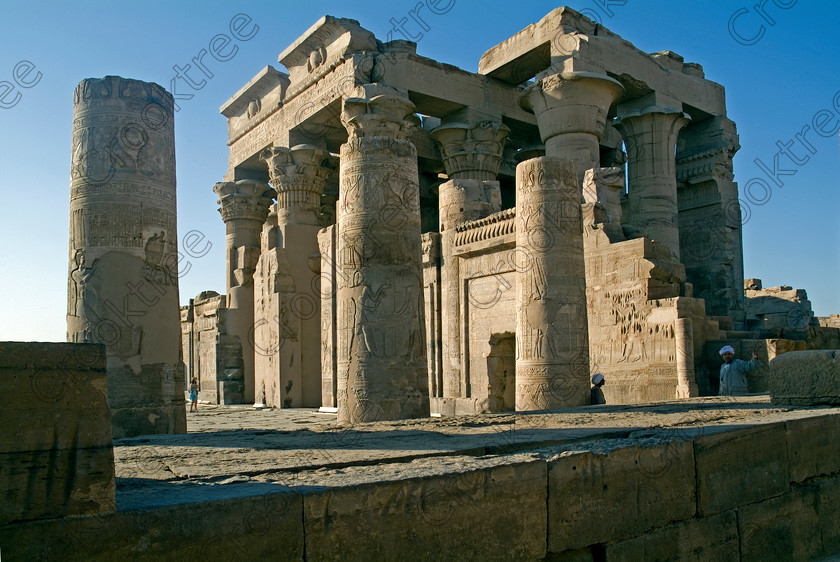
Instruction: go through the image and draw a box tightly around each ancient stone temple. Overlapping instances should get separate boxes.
[68,76,186,437]
[176,7,838,418]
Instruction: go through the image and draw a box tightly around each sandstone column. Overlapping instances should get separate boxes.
[614,106,690,260]
[214,180,274,404]
[336,85,429,424]
[514,156,590,409]
[430,120,507,399]
[255,145,332,409]
[67,76,185,437]
[674,317,698,398]
[520,72,623,181]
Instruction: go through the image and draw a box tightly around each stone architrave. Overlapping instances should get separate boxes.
[336,86,429,424]
[430,120,507,398]
[214,180,275,404]
[520,72,623,180]
[67,76,186,438]
[515,156,590,409]
[614,106,690,261]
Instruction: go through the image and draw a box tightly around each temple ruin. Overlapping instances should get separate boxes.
[3,6,839,560]
[177,7,840,420]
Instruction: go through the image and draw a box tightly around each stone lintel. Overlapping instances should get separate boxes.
[278,16,377,89]
[479,7,724,116]
[220,65,290,118]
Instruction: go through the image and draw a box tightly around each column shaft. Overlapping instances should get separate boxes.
[515,157,590,409]
[614,107,690,260]
[67,76,185,438]
[336,89,429,424]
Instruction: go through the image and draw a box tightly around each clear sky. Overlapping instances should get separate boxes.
[1,0,838,342]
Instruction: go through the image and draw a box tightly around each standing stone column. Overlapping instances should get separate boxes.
[214,180,274,404]
[515,157,590,409]
[336,85,429,424]
[520,72,623,178]
[430,120,507,398]
[614,106,690,260]
[256,145,333,408]
[67,76,185,437]
[674,317,698,398]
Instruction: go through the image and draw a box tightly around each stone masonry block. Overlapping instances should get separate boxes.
[694,423,789,516]
[603,511,739,562]
[770,349,840,406]
[547,439,696,552]
[303,459,546,561]
[738,486,822,561]
[0,342,114,525]
[818,477,840,555]
[0,489,303,561]
[785,414,840,484]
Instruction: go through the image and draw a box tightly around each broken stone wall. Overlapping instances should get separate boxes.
[180,292,243,404]
[0,342,114,525]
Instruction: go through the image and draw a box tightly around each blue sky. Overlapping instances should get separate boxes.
[1,0,838,341]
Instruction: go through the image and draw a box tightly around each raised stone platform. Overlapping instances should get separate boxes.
[2,397,839,560]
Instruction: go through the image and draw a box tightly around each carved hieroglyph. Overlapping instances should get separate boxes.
[336,86,429,424]
[67,76,185,437]
[515,156,590,409]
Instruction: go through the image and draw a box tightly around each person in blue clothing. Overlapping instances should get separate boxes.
[189,378,199,412]
[718,345,761,396]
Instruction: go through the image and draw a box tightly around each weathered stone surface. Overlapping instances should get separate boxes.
[516,157,590,409]
[614,106,690,261]
[818,478,840,555]
[68,76,185,437]
[602,511,739,562]
[694,423,789,516]
[215,179,275,405]
[547,439,696,552]
[303,458,546,561]
[738,486,822,561]
[785,413,840,483]
[335,86,429,424]
[0,489,303,561]
[770,349,840,406]
[0,342,114,525]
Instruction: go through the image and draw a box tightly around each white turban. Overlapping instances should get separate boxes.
[592,373,604,385]
[719,345,735,355]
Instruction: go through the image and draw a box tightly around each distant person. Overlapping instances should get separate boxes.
[590,373,606,405]
[718,345,761,396]
[189,378,199,412]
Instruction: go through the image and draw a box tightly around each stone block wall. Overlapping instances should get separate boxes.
[1,413,839,559]
[180,293,245,404]
[0,342,115,525]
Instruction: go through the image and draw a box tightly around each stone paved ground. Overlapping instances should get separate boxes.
[114,395,839,509]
